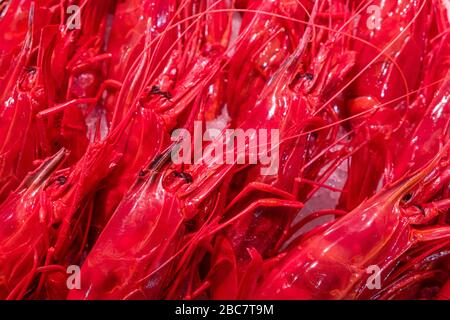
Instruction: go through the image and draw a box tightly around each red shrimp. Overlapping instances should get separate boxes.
[36,0,119,163]
[0,5,59,203]
[369,235,450,299]
[0,68,42,203]
[223,30,355,262]
[339,0,434,210]
[33,113,161,298]
[105,0,230,126]
[0,1,117,203]
[102,0,179,124]
[255,146,450,299]
[0,117,127,299]
[67,149,185,299]
[90,0,234,234]
[0,1,117,207]
[0,1,58,80]
[105,0,181,83]
[224,0,310,124]
[0,149,67,300]
[104,0,237,132]
[89,100,168,240]
[390,35,450,179]
[65,2,238,298]
[349,0,433,108]
[86,0,180,229]
[3,98,159,299]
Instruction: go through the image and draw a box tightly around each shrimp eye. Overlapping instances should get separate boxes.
[182,173,193,184]
[149,85,171,100]
[304,73,314,80]
[57,176,67,185]
[138,170,148,177]
[401,192,413,205]
[173,171,193,184]
[150,85,161,94]
[25,66,37,74]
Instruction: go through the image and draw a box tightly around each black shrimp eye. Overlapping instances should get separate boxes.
[138,170,148,177]
[57,176,67,185]
[304,72,314,80]
[151,85,161,94]
[182,173,193,184]
[402,192,413,204]
[26,66,37,74]
[173,171,181,178]
[173,171,193,184]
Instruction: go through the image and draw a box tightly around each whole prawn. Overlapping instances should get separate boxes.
[255,146,450,299]
[0,3,59,203]
[0,149,67,300]
[90,0,234,237]
[68,149,185,299]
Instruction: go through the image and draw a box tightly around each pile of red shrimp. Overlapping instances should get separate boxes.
[0,0,449,300]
